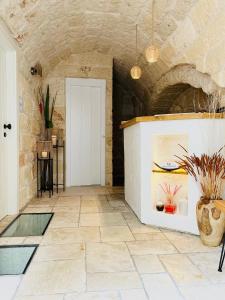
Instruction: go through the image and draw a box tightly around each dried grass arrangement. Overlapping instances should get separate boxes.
[176,145,225,202]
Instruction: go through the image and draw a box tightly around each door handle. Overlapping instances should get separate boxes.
[4,124,12,130]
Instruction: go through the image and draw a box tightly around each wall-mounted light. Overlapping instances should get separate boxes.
[80,66,91,76]
[30,63,42,77]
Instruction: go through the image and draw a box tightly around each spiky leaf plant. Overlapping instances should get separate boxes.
[44,85,57,129]
[176,146,225,202]
[44,85,51,128]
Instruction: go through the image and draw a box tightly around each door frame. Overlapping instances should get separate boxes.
[66,78,106,187]
[0,22,18,215]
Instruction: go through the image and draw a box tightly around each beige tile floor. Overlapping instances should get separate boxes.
[0,186,225,299]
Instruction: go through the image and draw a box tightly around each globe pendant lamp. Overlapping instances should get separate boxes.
[130,24,142,80]
[130,65,142,80]
[145,0,160,63]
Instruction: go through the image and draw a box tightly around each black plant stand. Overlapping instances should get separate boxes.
[53,141,65,193]
[37,155,53,198]
[218,233,225,272]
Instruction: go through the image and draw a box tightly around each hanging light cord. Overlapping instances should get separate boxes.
[151,0,155,45]
[135,24,138,64]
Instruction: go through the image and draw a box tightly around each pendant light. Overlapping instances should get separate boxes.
[145,0,160,63]
[130,24,142,80]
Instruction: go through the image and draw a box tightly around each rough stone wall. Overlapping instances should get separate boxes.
[43,52,113,186]
[151,64,221,114]
[113,79,147,185]
[151,0,225,111]
[18,55,43,209]
[170,87,207,114]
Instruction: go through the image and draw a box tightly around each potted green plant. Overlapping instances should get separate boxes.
[44,85,57,139]
[177,147,225,246]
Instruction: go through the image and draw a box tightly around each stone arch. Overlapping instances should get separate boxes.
[150,64,220,114]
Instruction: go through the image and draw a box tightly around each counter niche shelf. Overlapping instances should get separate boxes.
[151,133,189,220]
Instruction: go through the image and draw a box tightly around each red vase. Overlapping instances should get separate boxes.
[165,203,177,214]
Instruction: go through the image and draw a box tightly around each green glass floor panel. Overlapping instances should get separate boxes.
[0,245,38,275]
[1,213,53,237]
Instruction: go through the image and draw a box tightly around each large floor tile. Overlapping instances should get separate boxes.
[159,254,208,285]
[15,295,64,300]
[164,231,219,253]
[0,275,22,300]
[0,226,5,234]
[142,273,183,300]
[23,207,53,213]
[126,240,177,255]
[80,213,126,226]
[87,272,142,291]
[52,206,80,213]
[23,236,43,244]
[110,206,131,213]
[81,199,113,213]
[122,212,138,222]
[188,252,225,283]
[28,199,56,207]
[48,212,79,228]
[64,291,119,299]
[133,254,165,273]
[42,227,100,245]
[81,195,107,201]
[17,259,85,295]
[128,223,161,234]
[34,243,85,261]
[108,200,126,208]
[179,284,225,300]
[120,289,148,300]
[133,232,166,240]
[61,188,107,196]
[100,226,134,242]
[0,215,18,227]
[55,197,80,207]
[108,194,125,201]
[86,242,134,272]
[0,237,25,245]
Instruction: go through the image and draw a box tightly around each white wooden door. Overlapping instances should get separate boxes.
[0,47,6,220]
[66,78,106,186]
[0,25,18,219]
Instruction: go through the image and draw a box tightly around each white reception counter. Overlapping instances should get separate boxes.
[121,113,225,235]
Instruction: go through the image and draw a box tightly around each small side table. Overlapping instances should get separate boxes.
[53,141,65,193]
[37,155,54,198]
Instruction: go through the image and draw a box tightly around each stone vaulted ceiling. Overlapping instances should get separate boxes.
[0,0,196,90]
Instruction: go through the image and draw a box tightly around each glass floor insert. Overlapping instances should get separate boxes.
[0,245,38,275]
[0,213,53,237]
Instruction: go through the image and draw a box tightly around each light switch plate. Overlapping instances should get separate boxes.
[19,96,24,113]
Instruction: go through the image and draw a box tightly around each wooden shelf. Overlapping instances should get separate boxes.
[152,169,188,175]
[121,113,224,129]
